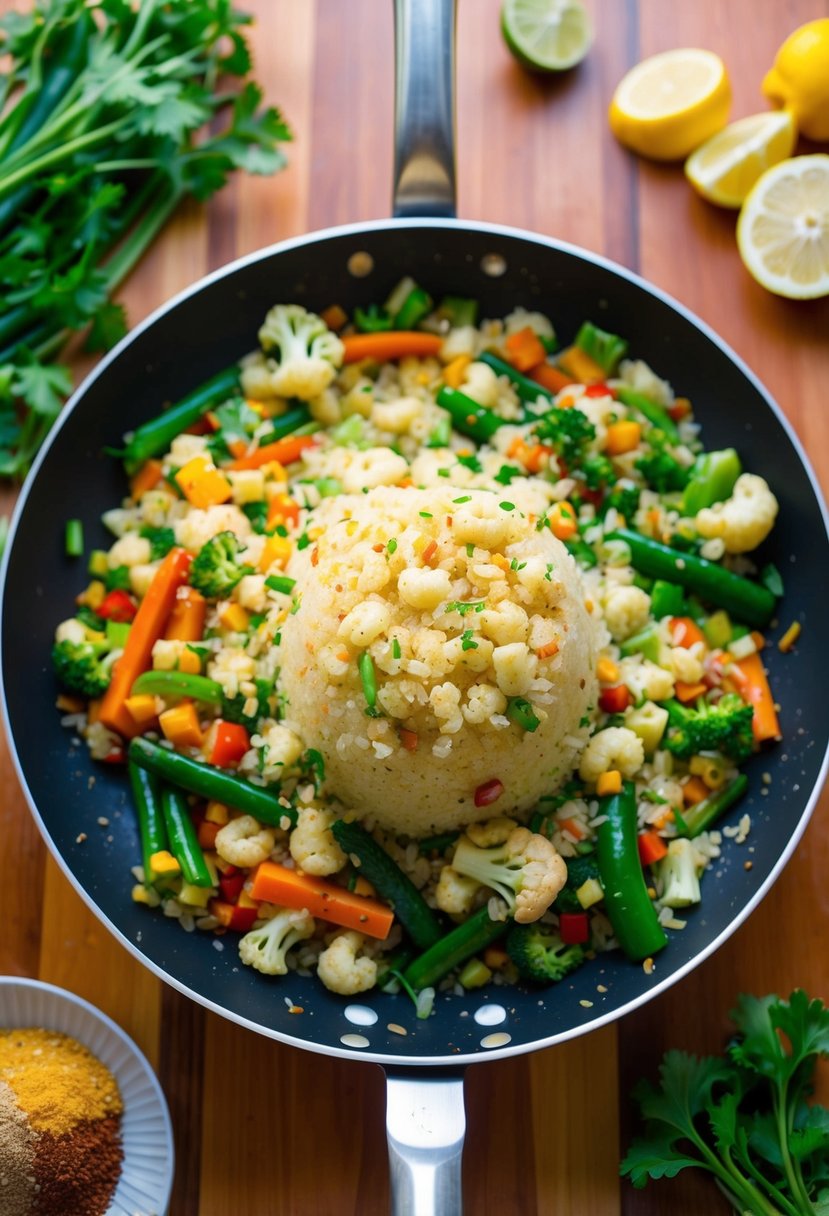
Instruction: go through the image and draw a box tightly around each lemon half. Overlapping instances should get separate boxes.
[737,155,829,299]
[609,48,731,161]
[685,110,797,208]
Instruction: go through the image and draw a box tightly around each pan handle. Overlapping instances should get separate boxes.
[392,0,457,218]
[385,1068,466,1215]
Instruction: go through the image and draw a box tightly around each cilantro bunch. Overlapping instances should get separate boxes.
[0,0,291,476]
[621,990,829,1215]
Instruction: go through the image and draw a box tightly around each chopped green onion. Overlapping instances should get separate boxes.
[391,638,402,660]
[266,574,296,595]
[387,538,398,554]
[461,629,478,651]
[507,697,541,732]
[358,650,379,715]
[65,519,83,558]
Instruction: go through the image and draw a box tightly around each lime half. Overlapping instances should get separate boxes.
[501,0,593,72]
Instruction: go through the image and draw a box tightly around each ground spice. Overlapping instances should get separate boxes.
[0,1029,122,1136]
[0,1080,37,1216]
[33,1114,122,1216]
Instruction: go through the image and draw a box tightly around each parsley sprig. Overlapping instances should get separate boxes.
[621,990,829,1215]
[0,0,291,476]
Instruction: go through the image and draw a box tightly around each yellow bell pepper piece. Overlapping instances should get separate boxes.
[175,456,232,509]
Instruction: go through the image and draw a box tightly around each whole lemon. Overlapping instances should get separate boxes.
[762,19,829,142]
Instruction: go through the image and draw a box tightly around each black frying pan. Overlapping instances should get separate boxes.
[3,2,828,1211]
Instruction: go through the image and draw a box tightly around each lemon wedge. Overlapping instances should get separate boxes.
[737,155,829,299]
[609,48,731,161]
[685,110,797,208]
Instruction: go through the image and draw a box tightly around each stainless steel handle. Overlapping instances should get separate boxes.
[386,1070,466,1215]
[392,0,457,218]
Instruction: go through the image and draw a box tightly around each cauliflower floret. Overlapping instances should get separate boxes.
[503,308,555,342]
[695,473,778,554]
[461,681,507,724]
[308,387,342,426]
[479,600,530,646]
[579,726,645,782]
[174,504,252,554]
[107,533,151,569]
[397,567,453,612]
[371,396,422,434]
[618,657,675,703]
[451,826,567,924]
[238,907,315,976]
[440,325,479,361]
[429,682,463,734]
[316,930,378,995]
[243,304,344,402]
[338,600,392,647]
[55,618,87,645]
[435,866,481,917]
[603,584,651,641]
[239,722,304,781]
[618,358,673,406]
[335,447,409,493]
[289,805,346,877]
[466,816,517,847]
[492,642,538,696]
[215,815,276,868]
[670,646,704,684]
[130,563,160,599]
[459,361,500,408]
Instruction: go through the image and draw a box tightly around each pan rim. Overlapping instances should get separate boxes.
[2,216,828,1066]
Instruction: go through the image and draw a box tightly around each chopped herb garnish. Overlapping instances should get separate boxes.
[456,453,483,473]
[461,629,478,651]
[499,501,515,512]
[296,532,311,550]
[507,697,541,732]
[387,538,398,554]
[495,465,519,486]
[391,637,402,660]
[510,558,527,571]
[358,650,380,716]
[419,511,433,518]
[443,600,485,616]
[544,563,554,581]
[452,495,471,504]
[290,595,301,615]
[466,543,475,557]
[641,789,668,805]
[437,468,451,478]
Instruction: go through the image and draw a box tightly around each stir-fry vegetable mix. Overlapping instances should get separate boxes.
[53,281,790,1012]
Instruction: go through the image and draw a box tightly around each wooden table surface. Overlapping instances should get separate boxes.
[2,1,828,1212]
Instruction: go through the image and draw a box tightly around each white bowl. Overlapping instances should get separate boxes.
[0,977,174,1216]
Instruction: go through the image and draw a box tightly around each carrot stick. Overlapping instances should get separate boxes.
[99,548,192,738]
[669,616,707,649]
[527,363,575,394]
[250,860,394,940]
[734,652,781,742]
[341,331,443,364]
[129,459,163,499]
[224,434,316,472]
[164,587,206,642]
[504,327,546,372]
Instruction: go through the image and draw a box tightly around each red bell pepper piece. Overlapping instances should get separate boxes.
[637,830,668,867]
[582,382,616,399]
[208,721,251,768]
[598,684,632,714]
[559,911,589,945]
[219,871,246,904]
[197,820,220,850]
[474,778,504,808]
[209,899,258,932]
[98,589,137,622]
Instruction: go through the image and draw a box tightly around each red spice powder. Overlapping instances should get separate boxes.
[34,1114,123,1216]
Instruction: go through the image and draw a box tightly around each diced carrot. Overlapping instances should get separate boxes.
[548,501,578,541]
[637,831,668,866]
[605,420,642,455]
[682,776,709,806]
[536,640,560,660]
[225,435,316,472]
[99,548,192,737]
[164,587,206,643]
[176,648,202,675]
[399,728,418,752]
[504,326,547,372]
[443,354,472,388]
[266,492,301,530]
[669,616,706,649]
[422,539,438,564]
[124,694,158,726]
[750,631,767,651]
[558,816,586,840]
[159,701,203,749]
[523,444,552,475]
[506,435,527,460]
[209,899,258,932]
[352,876,377,899]
[483,944,509,970]
[668,397,691,421]
[129,459,163,499]
[527,362,575,394]
[321,303,348,332]
[197,820,221,850]
[207,720,251,768]
[733,652,781,742]
[341,331,443,364]
[175,456,233,509]
[674,680,708,703]
[56,693,85,714]
[556,346,606,383]
[250,861,394,940]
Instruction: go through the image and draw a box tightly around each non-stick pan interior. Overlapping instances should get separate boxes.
[4,220,827,1063]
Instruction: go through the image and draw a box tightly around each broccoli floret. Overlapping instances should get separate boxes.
[451,827,567,924]
[189,531,254,598]
[241,501,270,535]
[580,453,616,490]
[505,921,587,984]
[635,448,690,494]
[220,678,274,729]
[238,908,315,975]
[604,481,641,522]
[75,605,105,632]
[656,838,702,909]
[663,694,755,762]
[553,853,602,914]
[574,321,628,376]
[52,637,120,698]
[533,405,595,464]
[257,304,344,401]
[140,525,176,560]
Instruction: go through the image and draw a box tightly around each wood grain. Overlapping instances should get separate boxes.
[1,1,828,1213]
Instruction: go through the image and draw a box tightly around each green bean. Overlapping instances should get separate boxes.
[477,351,553,405]
[128,737,289,826]
[436,386,502,442]
[681,448,742,516]
[130,671,223,703]
[615,387,679,440]
[160,786,213,888]
[331,820,443,950]
[595,781,668,962]
[394,286,433,329]
[128,761,167,884]
[255,406,312,447]
[121,366,241,474]
[607,528,777,628]
[64,519,83,558]
[402,905,509,992]
[417,831,460,856]
[436,295,478,328]
[676,773,749,839]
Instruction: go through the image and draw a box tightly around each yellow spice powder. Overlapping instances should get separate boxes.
[0,1028,122,1136]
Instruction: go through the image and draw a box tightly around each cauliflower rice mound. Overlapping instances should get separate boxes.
[279,486,599,835]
